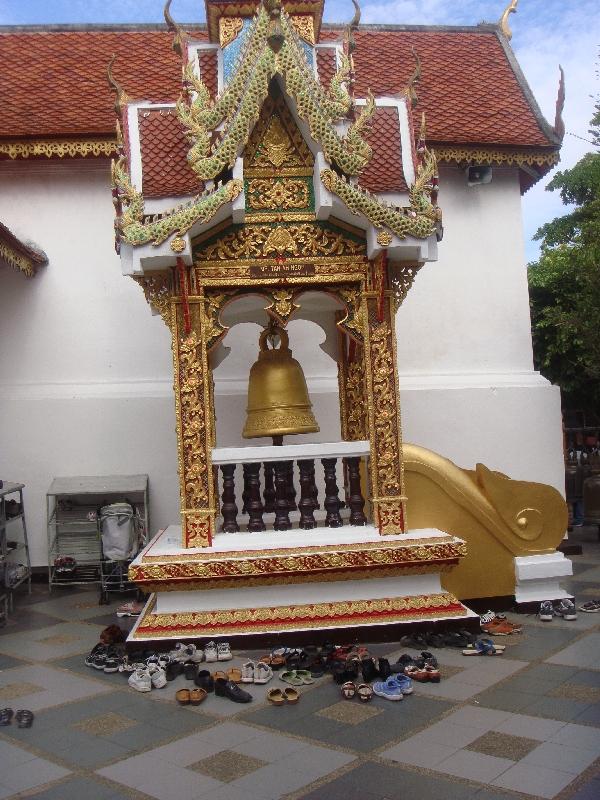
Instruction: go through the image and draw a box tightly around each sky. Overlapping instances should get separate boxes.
[1,0,598,261]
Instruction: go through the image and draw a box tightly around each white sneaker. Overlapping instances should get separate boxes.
[254,662,273,684]
[187,644,205,664]
[241,660,255,683]
[204,641,218,662]
[128,668,152,692]
[217,642,232,661]
[479,610,496,624]
[149,666,167,689]
[169,643,194,663]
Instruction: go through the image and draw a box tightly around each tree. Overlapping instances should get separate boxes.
[528,101,600,414]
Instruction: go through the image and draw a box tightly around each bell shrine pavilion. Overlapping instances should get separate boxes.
[0,0,572,641]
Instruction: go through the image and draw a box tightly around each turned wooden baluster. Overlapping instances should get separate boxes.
[243,463,266,532]
[321,457,343,527]
[220,464,240,533]
[344,456,367,526]
[263,462,276,513]
[286,462,298,511]
[241,466,251,515]
[298,459,317,529]
[273,461,292,530]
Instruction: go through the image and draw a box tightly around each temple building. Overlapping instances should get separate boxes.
[0,0,571,639]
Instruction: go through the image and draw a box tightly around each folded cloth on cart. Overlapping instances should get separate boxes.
[100,503,139,561]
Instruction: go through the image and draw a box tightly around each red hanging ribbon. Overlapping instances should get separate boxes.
[177,257,191,335]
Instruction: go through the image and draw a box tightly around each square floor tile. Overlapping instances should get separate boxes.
[0,610,63,637]
[316,700,381,725]
[465,731,539,760]
[0,680,45,701]
[380,738,459,767]
[491,761,576,798]
[0,622,105,661]
[0,753,71,793]
[521,741,600,774]
[549,722,600,753]
[492,713,566,741]
[0,664,111,713]
[435,748,515,782]
[190,749,267,782]
[546,633,600,669]
[72,711,137,736]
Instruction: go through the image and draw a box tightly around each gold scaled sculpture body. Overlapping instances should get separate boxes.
[243,325,320,439]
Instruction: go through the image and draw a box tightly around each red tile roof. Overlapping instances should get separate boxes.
[0,24,557,150]
[138,110,202,198]
[316,47,337,87]
[198,49,218,98]
[361,107,407,193]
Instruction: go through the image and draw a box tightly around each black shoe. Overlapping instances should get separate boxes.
[166,661,183,681]
[309,657,326,678]
[361,657,378,682]
[214,678,252,703]
[195,669,214,692]
[377,658,391,679]
[85,644,106,668]
[184,662,198,680]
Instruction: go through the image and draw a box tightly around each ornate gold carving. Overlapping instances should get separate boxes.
[389,264,422,305]
[0,241,36,277]
[133,272,174,328]
[132,592,466,638]
[170,236,186,253]
[245,94,314,176]
[265,289,300,323]
[337,285,365,343]
[499,0,518,40]
[290,14,315,44]
[219,16,244,47]
[377,500,406,536]
[345,356,367,440]
[183,513,212,548]
[435,146,559,169]
[195,223,365,263]
[0,139,117,160]
[247,178,310,210]
[376,230,393,247]
[204,289,238,350]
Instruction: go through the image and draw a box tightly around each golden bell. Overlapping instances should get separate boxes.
[243,325,319,439]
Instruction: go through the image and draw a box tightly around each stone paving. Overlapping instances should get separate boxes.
[0,527,598,799]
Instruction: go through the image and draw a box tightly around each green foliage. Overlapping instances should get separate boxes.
[528,101,600,412]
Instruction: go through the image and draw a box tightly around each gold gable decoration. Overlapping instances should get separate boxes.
[245,91,314,176]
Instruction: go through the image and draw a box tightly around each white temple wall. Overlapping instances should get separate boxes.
[0,160,564,565]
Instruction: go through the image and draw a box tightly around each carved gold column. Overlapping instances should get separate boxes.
[363,288,406,535]
[337,322,367,442]
[172,295,216,547]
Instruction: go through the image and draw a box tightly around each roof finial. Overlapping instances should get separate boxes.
[344,0,361,56]
[405,48,421,108]
[499,0,518,40]
[106,55,130,119]
[553,65,566,140]
[164,0,187,57]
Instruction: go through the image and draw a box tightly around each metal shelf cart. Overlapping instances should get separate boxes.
[46,475,149,600]
[1,482,32,615]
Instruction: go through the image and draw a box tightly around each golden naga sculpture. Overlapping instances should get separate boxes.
[403,443,568,599]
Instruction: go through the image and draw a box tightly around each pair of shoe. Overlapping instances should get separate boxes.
[267,687,299,705]
[85,644,124,672]
[0,708,33,728]
[372,674,413,701]
[341,681,373,702]
[539,599,577,621]
[482,616,522,635]
[176,687,207,705]
[169,643,205,664]
[462,639,505,656]
[280,669,314,686]
[360,656,391,683]
[241,660,273,684]
[128,665,167,692]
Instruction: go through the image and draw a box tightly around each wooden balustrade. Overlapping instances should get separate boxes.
[212,441,370,534]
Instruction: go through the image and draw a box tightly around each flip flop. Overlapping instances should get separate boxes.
[267,688,285,705]
[176,689,191,705]
[0,708,13,726]
[226,668,242,683]
[190,688,207,705]
[279,670,303,686]
[15,710,34,728]
[294,670,315,685]
[463,639,503,656]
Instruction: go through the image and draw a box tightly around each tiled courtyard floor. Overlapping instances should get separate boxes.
[0,527,599,800]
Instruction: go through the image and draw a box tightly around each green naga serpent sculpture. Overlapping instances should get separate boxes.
[111,157,243,247]
[175,4,375,182]
[320,146,442,240]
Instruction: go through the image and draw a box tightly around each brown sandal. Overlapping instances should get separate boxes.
[267,688,285,705]
[283,687,299,704]
[190,688,207,705]
[176,688,191,705]
[357,683,373,702]
[341,681,356,699]
[227,668,242,683]
[213,671,227,681]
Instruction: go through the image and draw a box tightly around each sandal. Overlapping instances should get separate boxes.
[357,683,373,702]
[15,710,34,728]
[279,670,303,686]
[176,688,191,705]
[341,681,356,699]
[213,670,227,681]
[463,639,503,656]
[190,688,207,705]
[404,664,429,682]
[226,668,242,683]
[267,688,285,705]
[0,708,13,726]
[283,687,300,704]
[294,670,314,685]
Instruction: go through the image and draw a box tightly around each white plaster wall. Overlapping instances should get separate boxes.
[0,159,564,564]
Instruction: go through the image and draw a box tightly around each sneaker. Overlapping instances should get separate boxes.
[116,601,144,618]
[217,642,232,661]
[479,610,496,624]
[554,599,577,620]
[372,677,405,701]
[391,673,413,695]
[149,666,167,689]
[169,643,193,663]
[538,601,554,621]
[204,641,218,662]
[85,644,106,668]
[128,668,152,692]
